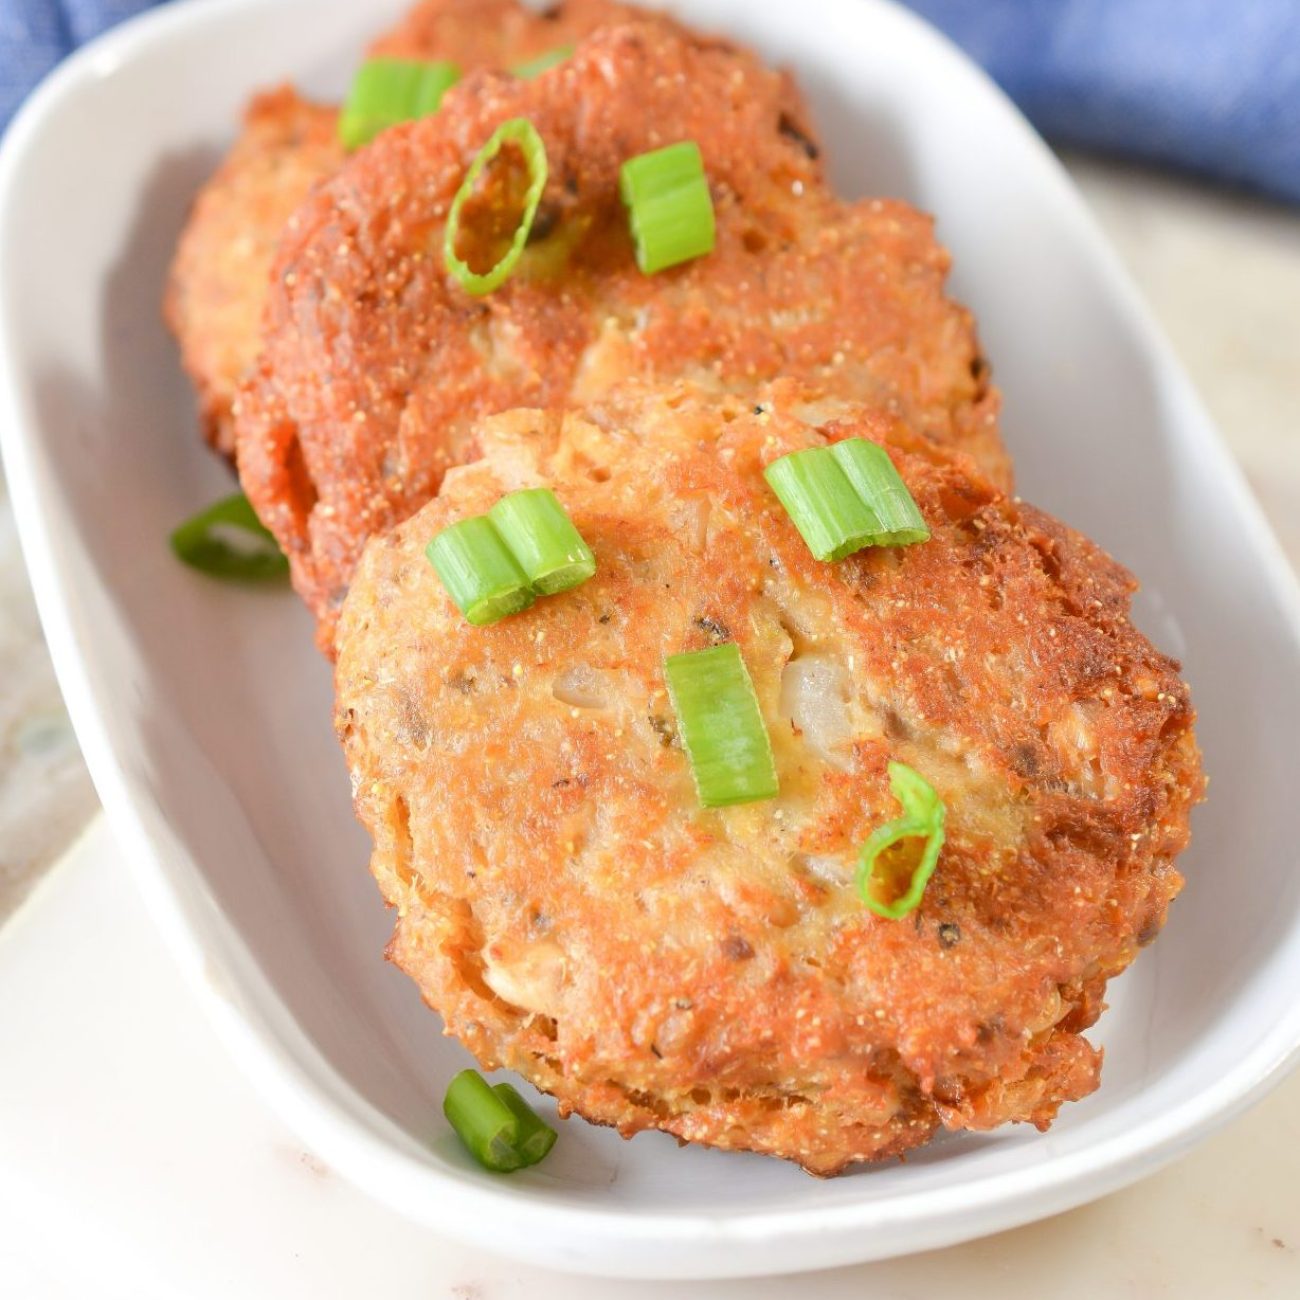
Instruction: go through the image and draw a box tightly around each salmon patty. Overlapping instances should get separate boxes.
[164,0,701,456]
[333,381,1200,1175]
[237,20,1004,652]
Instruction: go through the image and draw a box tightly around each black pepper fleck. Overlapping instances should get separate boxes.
[778,110,820,159]
[526,200,560,244]
[648,715,676,747]
[695,615,730,643]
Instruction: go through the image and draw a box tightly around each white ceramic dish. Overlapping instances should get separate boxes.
[2,0,1299,1280]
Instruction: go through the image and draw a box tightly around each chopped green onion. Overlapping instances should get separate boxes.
[491,1081,558,1165]
[489,488,595,595]
[763,447,883,563]
[444,117,548,296]
[443,1070,525,1172]
[442,1070,556,1172]
[764,439,929,562]
[619,140,716,275]
[829,440,930,546]
[339,58,461,151]
[512,45,573,79]
[426,489,596,625]
[426,515,534,626]
[856,761,946,920]
[169,492,289,582]
[664,643,778,808]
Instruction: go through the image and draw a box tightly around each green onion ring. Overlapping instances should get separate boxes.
[856,761,946,920]
[169,492,289,582]
[443,117,549,296]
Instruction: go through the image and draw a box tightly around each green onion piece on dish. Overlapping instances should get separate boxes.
[169,492,289,582]
[426,515,534,625]
[444,117,549,296]
[443,1070,557,1172]
[488,488,595,595]
[856,761,947,920]
[443,1070,526,1172]
[764,439,929,561]
[512,45,574,79]
[619,140,716,275]
[491,1082,558,1165]
[829,439,930,546]
[338,58,461,151]
[664,643,778,809]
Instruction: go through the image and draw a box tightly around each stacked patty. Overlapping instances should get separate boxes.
[165,0,695,456]
[335,382,1200,1173]
[167,0,1201,1172]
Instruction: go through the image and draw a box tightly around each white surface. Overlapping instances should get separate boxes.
[0,485,96,918]
[2,0,1300,1281]
[2,818,1298,1300]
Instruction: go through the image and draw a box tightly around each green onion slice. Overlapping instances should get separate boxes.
[488,488,595,595]
[619,140,716,275]
[169,492,289,582]
[491,1081,558,1165]
[829,440,930,546]
[427,488,596,624]
[426,515,534,626]
[512,45,574,79]
[444,117,549,296]
[764,438,929,562]
[339,58,461,151]
[664,643,778,808]
[856,761,947,920]
[763,447,882,563]
[442,1070,556,1172]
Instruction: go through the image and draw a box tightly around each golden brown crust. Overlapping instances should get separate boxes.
[165,87,343,458]
[165,0,687,457]
[236,20,1004,652]
[334,382,1201,1175]
[372,0,679,63]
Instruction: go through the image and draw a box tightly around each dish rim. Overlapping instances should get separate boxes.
[2,0,1300,1276]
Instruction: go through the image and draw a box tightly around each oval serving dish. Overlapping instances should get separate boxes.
[2,0,1299,1279]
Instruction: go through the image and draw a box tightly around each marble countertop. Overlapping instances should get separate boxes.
[0,156,1297,1293]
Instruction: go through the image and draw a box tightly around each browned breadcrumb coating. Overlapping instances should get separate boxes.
[165,87,342,457]
[236,19,1003,653]
[333,381,1200,1176]
[164,0,699,456]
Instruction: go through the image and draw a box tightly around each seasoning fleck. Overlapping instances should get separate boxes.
[722,935,755,961]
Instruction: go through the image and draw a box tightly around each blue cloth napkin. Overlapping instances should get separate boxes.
[3,0,1298,202]
[905,0,1300,204]
[0,1,164,123]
